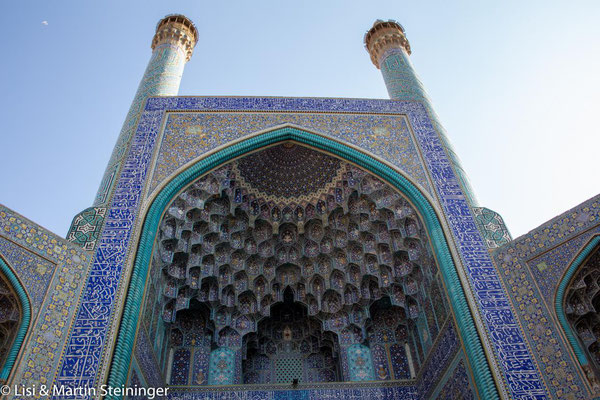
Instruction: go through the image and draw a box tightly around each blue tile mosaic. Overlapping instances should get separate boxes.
[491,195,600,399]
[54,96,546,399]
[0,236,56,310]
[0,205,91,394]
[166,386,418,400]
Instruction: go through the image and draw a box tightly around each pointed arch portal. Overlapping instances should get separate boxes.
[107,126,497,398]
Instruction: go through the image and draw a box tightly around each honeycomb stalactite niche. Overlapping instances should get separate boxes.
[243,287,341,384]
[140,143,450,386]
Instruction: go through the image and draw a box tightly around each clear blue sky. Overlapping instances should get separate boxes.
[1,1,599,238]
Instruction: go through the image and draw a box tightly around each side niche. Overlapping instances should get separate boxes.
[0,268,22,372]
[565,246,600,382]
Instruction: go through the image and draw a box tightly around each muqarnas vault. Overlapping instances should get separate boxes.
[0,14,599,400]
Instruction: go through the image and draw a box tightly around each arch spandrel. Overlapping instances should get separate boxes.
[109,126,496,399]
[146,114,434,203]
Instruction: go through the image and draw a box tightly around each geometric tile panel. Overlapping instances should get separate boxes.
[66,206,106,251]
[472,207,512,248]
[274,357,303,384]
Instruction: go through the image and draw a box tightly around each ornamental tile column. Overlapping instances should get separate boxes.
[365,20,548,399]
[364,20,478,207]
[94,15,198,206]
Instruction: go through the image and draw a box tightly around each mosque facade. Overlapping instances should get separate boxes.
[0,14,599,400]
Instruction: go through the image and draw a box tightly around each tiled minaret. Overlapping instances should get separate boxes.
[365,20,512,249]
[364,20,477,207]
[67,15,198,250]
[95,14,198,206]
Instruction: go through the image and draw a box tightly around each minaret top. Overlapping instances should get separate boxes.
[151,14,198,61]
[364,20,411,69]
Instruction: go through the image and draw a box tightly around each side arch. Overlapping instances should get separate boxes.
[0,254,31,381]
[107,127,498,398]
[555,235,600,369]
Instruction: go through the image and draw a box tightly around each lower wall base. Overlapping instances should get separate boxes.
[128,320,475,400]
[164,386,418,400]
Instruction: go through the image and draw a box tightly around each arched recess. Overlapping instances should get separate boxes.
[0,255,31,381]
[107,127,498,399]
[556,235,600,385]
